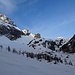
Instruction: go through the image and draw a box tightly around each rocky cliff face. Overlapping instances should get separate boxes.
[0,13,24,40]
[60,35,75,53]
[0,13,16,26]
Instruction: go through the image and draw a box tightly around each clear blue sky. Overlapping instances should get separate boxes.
[0,0,75,38]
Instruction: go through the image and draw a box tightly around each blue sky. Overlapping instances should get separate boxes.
[0,0,75,39]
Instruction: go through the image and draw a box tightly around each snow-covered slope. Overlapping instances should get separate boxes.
[0,35,50,53]
[27,37,69,51]
[0,35,75,66]
[0,48,75,75]
[0,13,75,75]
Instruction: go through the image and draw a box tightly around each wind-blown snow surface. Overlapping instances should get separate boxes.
[0,49,75,75]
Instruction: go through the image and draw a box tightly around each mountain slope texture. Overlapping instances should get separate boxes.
[0,13,75,75]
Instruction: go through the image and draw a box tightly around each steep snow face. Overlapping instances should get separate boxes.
[0,48,75,75]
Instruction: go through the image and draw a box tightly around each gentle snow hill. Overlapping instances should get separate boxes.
[0,49,75,75]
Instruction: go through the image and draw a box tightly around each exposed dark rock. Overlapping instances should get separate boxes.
[0,24,24,40]
[0,13,25,40]
[60,34,75,53]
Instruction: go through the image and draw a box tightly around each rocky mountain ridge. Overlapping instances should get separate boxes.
[0,13,24,40]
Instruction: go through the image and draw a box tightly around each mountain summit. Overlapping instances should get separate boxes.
[0,13,16,26]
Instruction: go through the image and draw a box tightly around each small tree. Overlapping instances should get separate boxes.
[13,48,18,54]
[69,61,73,66]
[22,52,25,56]
[0,45,3,49]
[64,59,67,65]
[19,50,21,55]
[7,46,11,52]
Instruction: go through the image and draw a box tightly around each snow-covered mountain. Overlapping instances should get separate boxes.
[0,13,75,75]
[27,36,69,51]
[0,13,24,40]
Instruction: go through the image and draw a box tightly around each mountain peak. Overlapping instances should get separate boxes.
[0,12,16,26]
